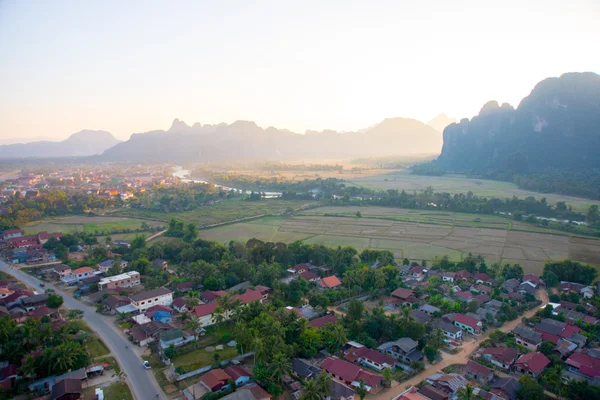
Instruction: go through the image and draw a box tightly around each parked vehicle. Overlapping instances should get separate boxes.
[143,361,151,369]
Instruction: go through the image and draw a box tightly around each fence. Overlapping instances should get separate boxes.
[175,352,254,381]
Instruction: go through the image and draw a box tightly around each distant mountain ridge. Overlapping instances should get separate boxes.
[100,117,442,162]
[436,72,600,174]
[0,130,120,159]
[427,113,457,133]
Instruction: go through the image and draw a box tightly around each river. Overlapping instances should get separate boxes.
[172,166,282,198]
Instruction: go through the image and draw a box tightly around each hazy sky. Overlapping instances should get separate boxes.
[1,0,598,141]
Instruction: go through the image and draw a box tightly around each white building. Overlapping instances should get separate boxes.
[129,287,173,312]
[98,271,141,291]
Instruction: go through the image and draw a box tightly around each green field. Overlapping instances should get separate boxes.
[347,169,600,212]
[24,216,164,235]
[113,198,321,227]
[196,206,600,275]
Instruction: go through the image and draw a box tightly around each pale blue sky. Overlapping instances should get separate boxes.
[1,0,598,140]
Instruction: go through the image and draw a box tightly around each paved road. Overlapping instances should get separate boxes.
[0,260,161,400]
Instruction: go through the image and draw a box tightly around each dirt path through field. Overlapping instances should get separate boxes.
[370,289,549,400]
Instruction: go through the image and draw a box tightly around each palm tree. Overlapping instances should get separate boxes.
[456,384,475,400]
[300,378,321,400]
[185,291,200,310]
[217,293,233,313]
[316,372,333,397]
[382,368,393,387]
[185,316,202,342]
[252,334,267,364]
[355,379,367,400]
[19,355,37,379]
[332,324,348,348]
[213,306,225,325]
[117,312,128,322]
[400,306,413,320]
[267,352,292,385]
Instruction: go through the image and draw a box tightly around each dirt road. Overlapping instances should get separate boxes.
[370,290,549,400]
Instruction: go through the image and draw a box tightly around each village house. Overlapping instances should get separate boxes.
[151,258,168,271]
[344,344,396,371]
[433,319,463,341]
[522,274,541,288]
[481,347,518,370]
[72,267,94,281]
[2,229,23,240]
[309,314,338,328]
[97,259,128,273]
[425,373,468,396]
[21,293,49,312]
[320,276,342,289]
[199,368,232,392]
[159,328,194,349]
[565,352,600,382]
[451,313,482,335]
[288,263,310,275]
[223,366,252,387]
[501,278,520,292]
[472,273,493,285]
[465,360,494,383]
[420,304,440,316]
[201,290,227,303]
[408,266,426,281]
[176,282,193,293]
[299,270,320,282]
[455,291,473,303]
[441,272,456,282]
[171,297,188,313]
[98,271,140,291]
[103,295,131,314]
[389,288,416,306]
[321,357,383,392]
[490,378,521,400]
[513,326,542,351]
[454,270,471,280]
[129,287,173,312]
[52,264,72,278]
[377,337,424,364]
[513,352,550,378]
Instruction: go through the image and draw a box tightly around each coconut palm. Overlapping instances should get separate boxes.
[185,291,200,310]
[382,368,393,387]
[217,293,233,313]
[268,352,292,385]
[355,379,367,400]
[300,378,321,400]
[252,334,267,364]
[19,355,38,379]
[332,324,348,348]
[213,306,225,325]
[457,384,475,400]
[316,372,333,397]
[185,316,202,342]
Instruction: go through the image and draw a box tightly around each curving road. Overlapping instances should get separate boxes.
[0,260,161,400]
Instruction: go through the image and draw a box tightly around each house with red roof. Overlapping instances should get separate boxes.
[344,346,396,371]
[199,368,232,392]
[513,352,550,378]
[455,270,471,280]
[408,266,426,281]
[171,297,187,313]
[454,291,472,302]
[224,366,251,387]
[288,263,310,274]
[2,229,23,240]
[481,347,518,370]
[309,314,338,328]
[522,274,541,287]
[201,290,227,303]
[473,273,493,285]
[176,282,193,292]
[321,357,383,392]
[320,276,342,289]
[452,313,482,335]
[390,288,416,306]
[565,352,600,380]
[465,360,494,383]
[72,266,95,281]
[299,270,319,282]
[441,272,456,282]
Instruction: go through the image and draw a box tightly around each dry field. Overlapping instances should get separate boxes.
[198,206,600,274]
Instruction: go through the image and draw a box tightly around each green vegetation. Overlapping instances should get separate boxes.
[82,382,133,400]
[172,346,238,372]
[86,336,110,358]
[114,198,320,227]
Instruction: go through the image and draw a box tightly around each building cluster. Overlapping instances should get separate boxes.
[0,165,176,205]
[0,229,64,265]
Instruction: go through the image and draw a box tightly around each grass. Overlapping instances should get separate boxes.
[82,381,133,400]
[173,346,239,372]
[346,169,600,212]
[195,207,600,274]
[87,336,110,358]
[24,215,164,235]
[112,198,321,227]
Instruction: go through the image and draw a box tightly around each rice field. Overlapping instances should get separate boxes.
[24,216,164,235]
[197,206,600,274]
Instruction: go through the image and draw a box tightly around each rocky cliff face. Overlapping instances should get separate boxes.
[436,72,600,174]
